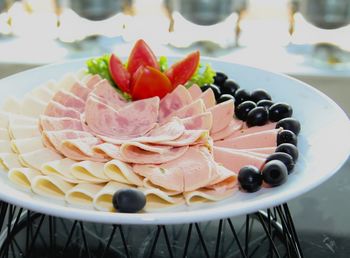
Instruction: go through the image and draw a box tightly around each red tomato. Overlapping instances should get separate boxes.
[127,39,159,75]
[132,66,172,100]
[165,51,200,88]
[109,54,131,93]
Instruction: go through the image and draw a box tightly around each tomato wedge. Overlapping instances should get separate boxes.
[132,66,172,100]
[127,39,159,75]
[109,54,131,93]
[165,51,200,88]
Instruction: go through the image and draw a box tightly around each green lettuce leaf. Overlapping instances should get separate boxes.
[158,56,168,72]
[186,63,216,88]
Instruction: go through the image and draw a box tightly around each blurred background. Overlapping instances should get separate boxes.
[0,0,349,257]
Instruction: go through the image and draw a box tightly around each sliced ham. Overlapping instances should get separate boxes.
[133,147,213,192]
[40,116,83,131]
[206,165,237,192]
[188,84,202,99]
[163,99,206,123]
[181,112,212,131]
[197,88,216,108]
[214,128,281,149]
[61,138,108,162]
[52,90,85,112]
[85,74,102,89]
[44,101,81,119]
[91,79,127,110]
[208,99,234,134]
[70,82,92,101]
[85,95,159,140]
[211,118,243,141]
[229,122,277,138]
[98,118,184,145]
[213,146,267,172]
[159,130,209,147]
[120,144,188,164]
[159,85,192,122]
[239,147,276,155]
[42,130,95,151]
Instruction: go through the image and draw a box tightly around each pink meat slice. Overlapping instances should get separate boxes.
[52,90,85,112]
[239,147,276,155]
[213,146,267,172]
[158,130,209,147]
[91,79,127,110]
[42,130,95,150]
[85,74,102,90]
[61,137,108,162]
[214,128,281,149]
[159,85,192,122]
[181,112,212,130]
[163,99,206,123]
[197,88,216,108]
[208,99,234,134]
[133,147,213,192]
[70,82,92,101]
[85,95,159,140]
[206,166,237,192]
[98,118,185,145]
[40,116,83,131]
[44,101,81,119]
[211,118,243,141]
[120,144,188,164]
[229,122,277,138]
[188,84,202,99]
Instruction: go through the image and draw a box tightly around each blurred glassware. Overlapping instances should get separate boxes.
[297,0,350,29]
[68,0,131,20]
[165,0,246,25]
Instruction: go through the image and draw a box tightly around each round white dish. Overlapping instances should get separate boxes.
[0,57,349,225]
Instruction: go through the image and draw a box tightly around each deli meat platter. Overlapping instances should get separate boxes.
[0,42,349,225]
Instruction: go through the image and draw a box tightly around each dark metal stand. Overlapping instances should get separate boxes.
[0,201,303,258]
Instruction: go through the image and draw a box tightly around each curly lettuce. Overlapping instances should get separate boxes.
[186,63,216,88]
[159,56,168,72]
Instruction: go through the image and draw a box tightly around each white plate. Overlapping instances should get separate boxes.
[0,57,349,225]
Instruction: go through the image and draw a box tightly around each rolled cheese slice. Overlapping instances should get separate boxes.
[0,153,21,171]
[2,96,21,114]
[65,183,104,207]
[9,125,40,140]
[18,148,62,170]
[8,167,41,190]
[104,159,143,186]
[138,187,185,212]
[11,137,45,154]
[20,96,47,117]
[183,188,235,205]
[0,128,10,141]
[31,175,75,200]
[41,158,82,184]
[9,115,38,126]
[0,140,12,152]
[71,160,109,183]
[93,181,131,212]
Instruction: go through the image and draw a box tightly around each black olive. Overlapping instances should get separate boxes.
[269,102,293,122]
[276,143,299,162]
[213,72,228,87]
[266,152,295,173]
[220,79,240,96]
[238,165,262,193]
[234,89,251,106]
[112,189,146,213]
[277,130,298,146]
[250,89,272,103]
[217,94,235,103]
[276,118,301,136]
[262,160,288,187]
[201,84,221,100]
[235,101,256,121]
[246,107,269,127]
[257,99,274,110]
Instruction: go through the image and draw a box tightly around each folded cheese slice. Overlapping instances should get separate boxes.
[11,137,44,154]
[8,167,41,190]
[66,183,105,207]
[138,187,185,211]
[0,153,21,171]
[104,159,143,186]
[18,148,62,170]
[71,160,109,183]
[41,158,82,184]
[31,175,75,200]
